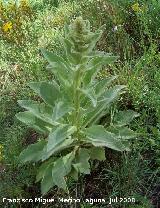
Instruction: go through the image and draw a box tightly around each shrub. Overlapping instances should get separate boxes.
[0,0,34,44]
[16,17,138,194]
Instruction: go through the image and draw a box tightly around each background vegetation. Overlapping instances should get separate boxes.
[0,0,160,207]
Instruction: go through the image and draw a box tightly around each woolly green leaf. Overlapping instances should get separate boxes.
[36,158,55,182]
[16,111,53,133]
[62,85,74,103]
[28,81,60,107]
[52,161,67,190]
[47,125,76,152]
[83,65,101,86]
[85,125,129,151]
[41,152,75,193]
[69,167,79,181]
[63,38,74,60]
[41,49,72,86]
[99,85,126,102]
[80,88,97,107]
[86,31,103,52]
[94,76,117,97]
[47,64,71,87]
[107,126,137,140]
[28,81,45,95]
[83,85,125,127]
[19,140,46,163]
[40,82,60,107]
[83,55,118,86]
[73,148,90,174]
[42,138,74,161]
[82,76,118,107]
[83,102,109,127]
[18,100,57,125]
[41,163,54,195]
[41,49,71,70]
[114,110,140,126]
[88,54,117,68]
[52,152,75,190]
[52,101,74,121]
[89,147,106,161]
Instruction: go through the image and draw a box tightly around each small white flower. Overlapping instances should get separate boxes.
[113,25,118,32]
[112,24,123,32]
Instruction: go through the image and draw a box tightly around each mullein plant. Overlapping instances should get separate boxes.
[16,17,139,194]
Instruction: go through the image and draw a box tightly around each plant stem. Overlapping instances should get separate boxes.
[72,67,82,139]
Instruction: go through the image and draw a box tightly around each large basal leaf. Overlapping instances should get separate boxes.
[41,152,75,193]
[42,138,74,161]
[41,163,55,195]
[52,151,75,190]
[16,111,53,133]
[69,167,79,181]
[52,101,74,121]
[107,125,137,140]
[73,148,90,174]
[89,146,106,161]
[84,125,129,151]
[18,100,58,126]
[113,110,140,126]
[47,124,76,152]
[52,160,67,190]
[36,158,55,182]
[19,140,46,163]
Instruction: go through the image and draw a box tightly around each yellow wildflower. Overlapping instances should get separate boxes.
[131,3,142,12]
[2,21,13,32]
